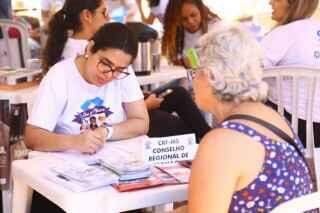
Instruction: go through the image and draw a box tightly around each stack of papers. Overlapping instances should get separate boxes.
[42,136,148,191]
[99,157,151,181]
[114,168,163,192]
[113,163,191,192]
[46,161,119,192]
[156,163,191,184]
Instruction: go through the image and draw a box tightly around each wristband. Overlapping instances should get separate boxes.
[105,126,113,140]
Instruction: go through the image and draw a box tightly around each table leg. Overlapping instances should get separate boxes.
[12,177,33,213]
[2,189,12,213]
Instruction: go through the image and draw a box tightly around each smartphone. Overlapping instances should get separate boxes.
[157,89,173,98]
[185,48,200,69]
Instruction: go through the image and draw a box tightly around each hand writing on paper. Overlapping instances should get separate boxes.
[145,94,164,110]
[75,127,107,154]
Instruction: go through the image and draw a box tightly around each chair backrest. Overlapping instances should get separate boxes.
[0,18,30,68]
[271,191,320,213]
[263,66,320,189]
[263,66,320,156]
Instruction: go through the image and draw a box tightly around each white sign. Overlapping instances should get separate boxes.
[144,134,198,165]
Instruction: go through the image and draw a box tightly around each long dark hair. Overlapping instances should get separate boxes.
[90,23,138,62]
[42,0,103,72]
[162,0,219,64]
[280,0,318,25]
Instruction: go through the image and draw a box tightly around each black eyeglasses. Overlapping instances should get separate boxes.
[97,57,130,80]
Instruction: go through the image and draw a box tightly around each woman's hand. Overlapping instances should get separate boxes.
[182,57,192,69]
[75,127,107,154]
[145,94,164,110]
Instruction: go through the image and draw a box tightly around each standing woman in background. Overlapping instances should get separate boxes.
[261,0,320,147]
[136,0,169,24]
[41,0,65,29]
[161,0,220,66]
[106,0,140,22]
[42,0,109,72]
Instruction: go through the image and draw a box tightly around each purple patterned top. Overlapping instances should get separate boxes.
[220,121,314,212]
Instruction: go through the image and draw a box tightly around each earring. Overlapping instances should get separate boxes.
[84,54,89,59]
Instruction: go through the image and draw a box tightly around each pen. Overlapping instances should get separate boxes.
[57,174,70,182]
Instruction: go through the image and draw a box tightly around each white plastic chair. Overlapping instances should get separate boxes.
[271,191,320,212]
[0,18,30,68]
[263,66,320,212]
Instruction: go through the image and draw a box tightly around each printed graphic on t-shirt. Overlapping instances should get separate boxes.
[72,97,113,131]
[314,30,320,59]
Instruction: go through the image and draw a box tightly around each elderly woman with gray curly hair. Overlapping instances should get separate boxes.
[187,24,314,212]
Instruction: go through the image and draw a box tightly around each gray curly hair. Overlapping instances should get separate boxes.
[196,24,268,103]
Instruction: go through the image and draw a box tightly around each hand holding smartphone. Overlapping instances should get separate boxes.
[157,89,173,98]
[185,48,200,70]
[185,48,200,81]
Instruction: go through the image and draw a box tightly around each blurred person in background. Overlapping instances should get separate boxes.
[107,0,139,22]
[136,0,169,24]
[0,0,11,18]
[21,16,41,58]
[162,0,220,66]
[42,0,109,72]
[261,0,320,67]
[261,0,320,147]
[41,0,65,29]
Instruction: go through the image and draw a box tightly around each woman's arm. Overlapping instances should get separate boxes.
[136,0,156,24]
[25,99,149,151]
[145,94,163,110]
[122,0,139,22]
[188,129,243,213]
[25,124,106,153]
[110,99,149,140]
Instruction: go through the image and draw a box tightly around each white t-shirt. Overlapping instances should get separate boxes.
[261,18,320,67]
[107,0,135,11]
[261,18,320,121]
[107,0,137,22]
[61,38,137,90]
[41,0,65,11]
[28,58,143,134]
[62,38,88,60]
[183,19,221,56]
[150,0,169,24]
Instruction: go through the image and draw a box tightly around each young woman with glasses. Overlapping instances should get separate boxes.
[25,22,149,154]
[41,0,209,142]
[42,0,110,72]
